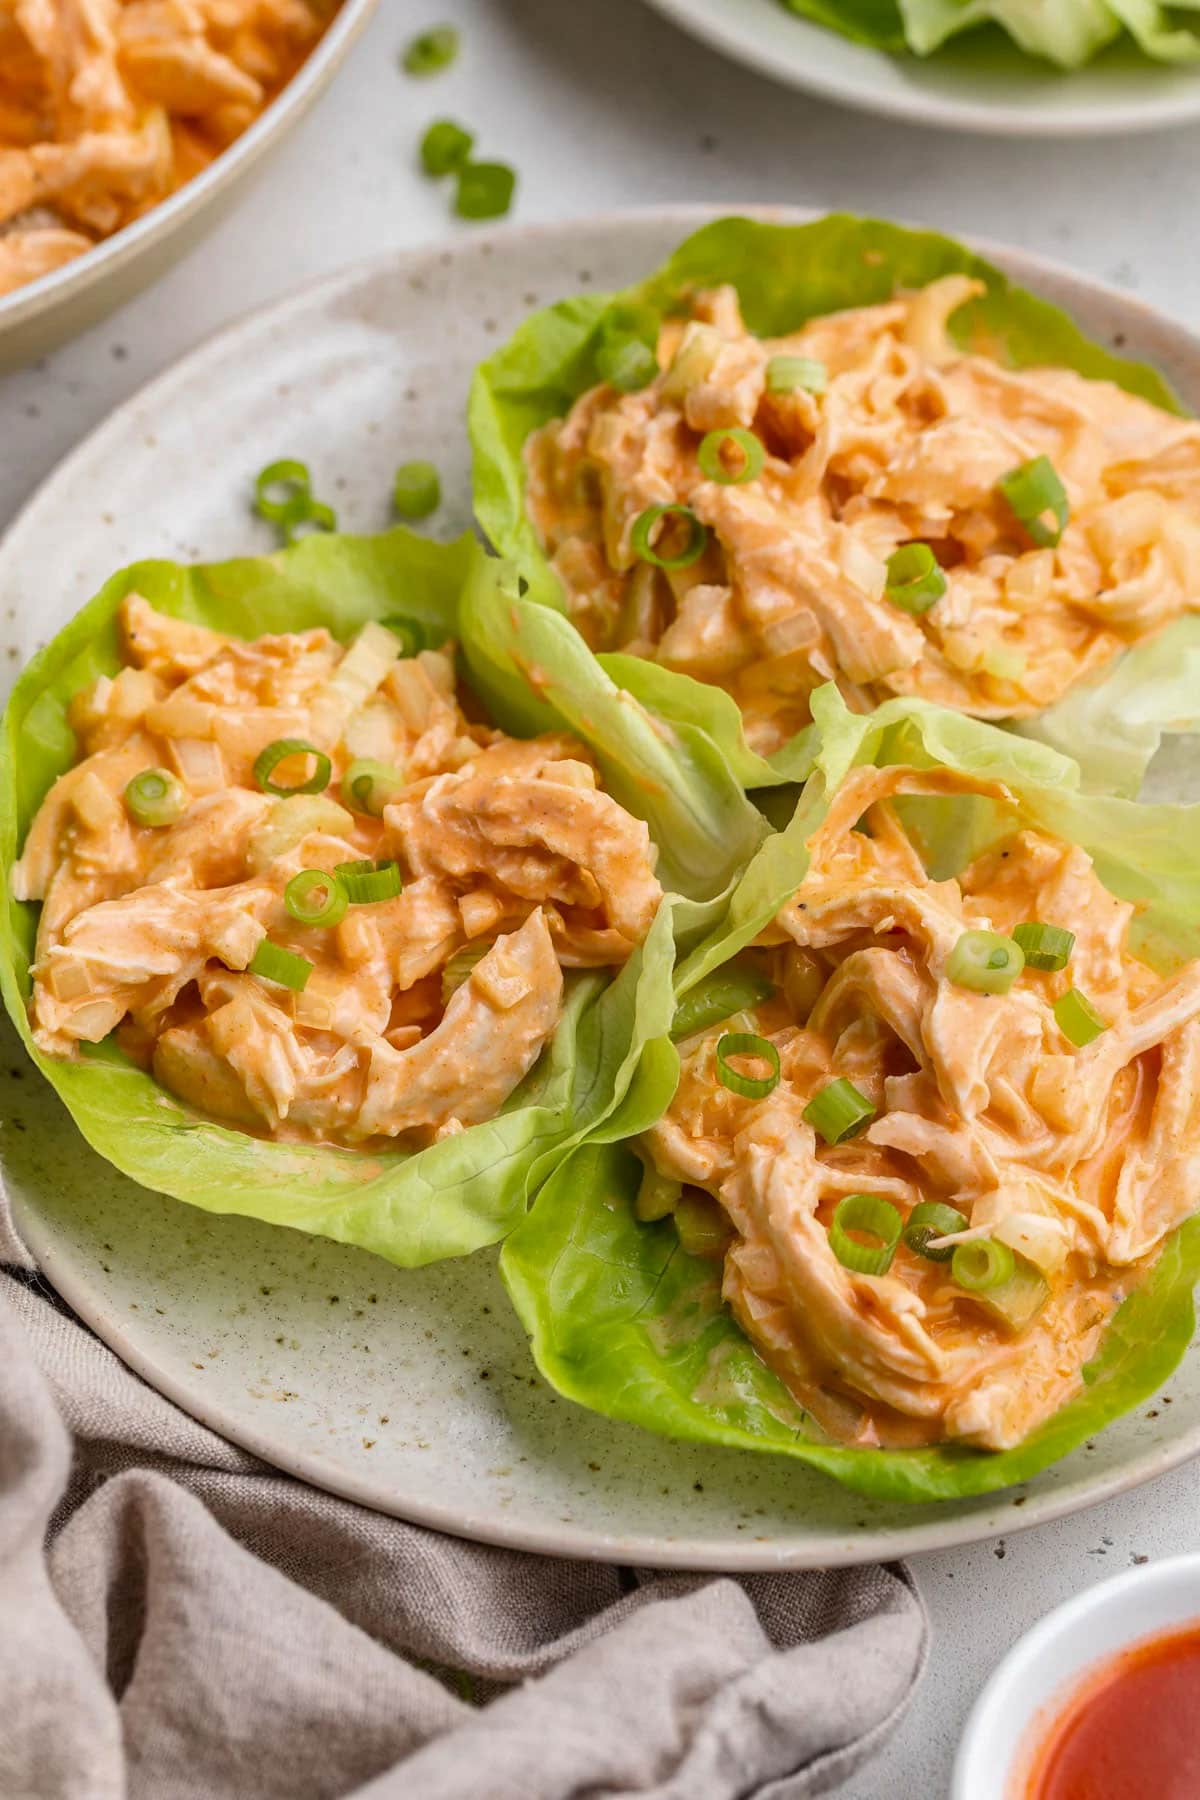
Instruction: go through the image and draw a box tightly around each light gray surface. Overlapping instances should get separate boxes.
[3,2,1200,1796]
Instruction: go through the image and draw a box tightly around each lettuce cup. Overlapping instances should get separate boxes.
[0,529,764,1269]
[472,213,1200,798]
[500,687,1200,1500]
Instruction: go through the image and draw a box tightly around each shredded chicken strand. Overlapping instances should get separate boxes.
[16,597,663,1147]
[642,764,1200,1453]
[527,279,1200,753]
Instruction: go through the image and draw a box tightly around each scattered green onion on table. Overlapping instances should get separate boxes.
[419,120,474,176]
[402,25,459,77]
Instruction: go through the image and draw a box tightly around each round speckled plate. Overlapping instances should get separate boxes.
[5,208,1200,1569]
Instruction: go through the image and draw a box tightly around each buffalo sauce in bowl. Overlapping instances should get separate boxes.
[1025,1622,1200,1798]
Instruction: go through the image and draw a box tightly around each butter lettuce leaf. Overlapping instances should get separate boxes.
[501,688,1200,1498]
[0,529,708,1269]
[470,212,1194,799]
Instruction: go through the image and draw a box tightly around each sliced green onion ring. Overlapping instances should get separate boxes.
[279,495,337,545]
[765,355,827,395]
[254,459,311,523]
[253,739,332,797]
[998,456,1070,548]
[829,1194,902,1277]
[945,929,1024,996]
[419,119,474,176]
[455,160,516,221]
[630,503,707,570]
[697,428,765,486]
[340,758,406,817]
[715,1032,781,1100]
[284,869,348,928]
[248,939,312,992]
[1054,987,1108,1048]
[402,25,459,75]
[335,859,403,904]
[393,461,441,519]
[123,767,187,828]
[669,962,775,1042]
[885,543,947,615]
[1012,921,1075,973]
[803,1077,875,1146]
[379,615,426,657]
[903,1201,968,1263]
[952,1237,1015,1293]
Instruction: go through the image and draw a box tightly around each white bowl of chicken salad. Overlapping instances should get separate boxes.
[7,207,1200,1570]
[0,0,379,367]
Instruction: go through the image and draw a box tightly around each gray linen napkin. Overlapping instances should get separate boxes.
[0,1207,927,1800]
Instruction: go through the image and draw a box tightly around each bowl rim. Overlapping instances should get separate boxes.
[952,1551,1200,1797]
[0,0,380,336]
[640,0,1200,138]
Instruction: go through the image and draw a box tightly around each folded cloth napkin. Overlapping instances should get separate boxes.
[0,1212,927,1800]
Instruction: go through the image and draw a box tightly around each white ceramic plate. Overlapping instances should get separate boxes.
[4,206,1200,1570]
[641,0,1200,137]
[0,0,379,370]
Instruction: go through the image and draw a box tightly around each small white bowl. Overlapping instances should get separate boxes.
[953,1553,1200,1798]
[0,0,379,369]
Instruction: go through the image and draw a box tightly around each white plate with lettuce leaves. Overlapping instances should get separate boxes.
[642,0,1200,136]
[6,208,1200,1570]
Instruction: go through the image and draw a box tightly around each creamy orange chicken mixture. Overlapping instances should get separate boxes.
[641,765,1200,1452]
[0,0,339,297]
[13,598,662,1146]
[527,278,1200,756]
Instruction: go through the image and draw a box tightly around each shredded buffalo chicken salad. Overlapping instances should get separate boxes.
[527,277,1200,757]
[639,764,1200,1453]
[13,597,662,1146]
[0,0,340,298]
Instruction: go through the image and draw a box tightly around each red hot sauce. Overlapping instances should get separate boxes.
[1027,1623,1200,1800]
